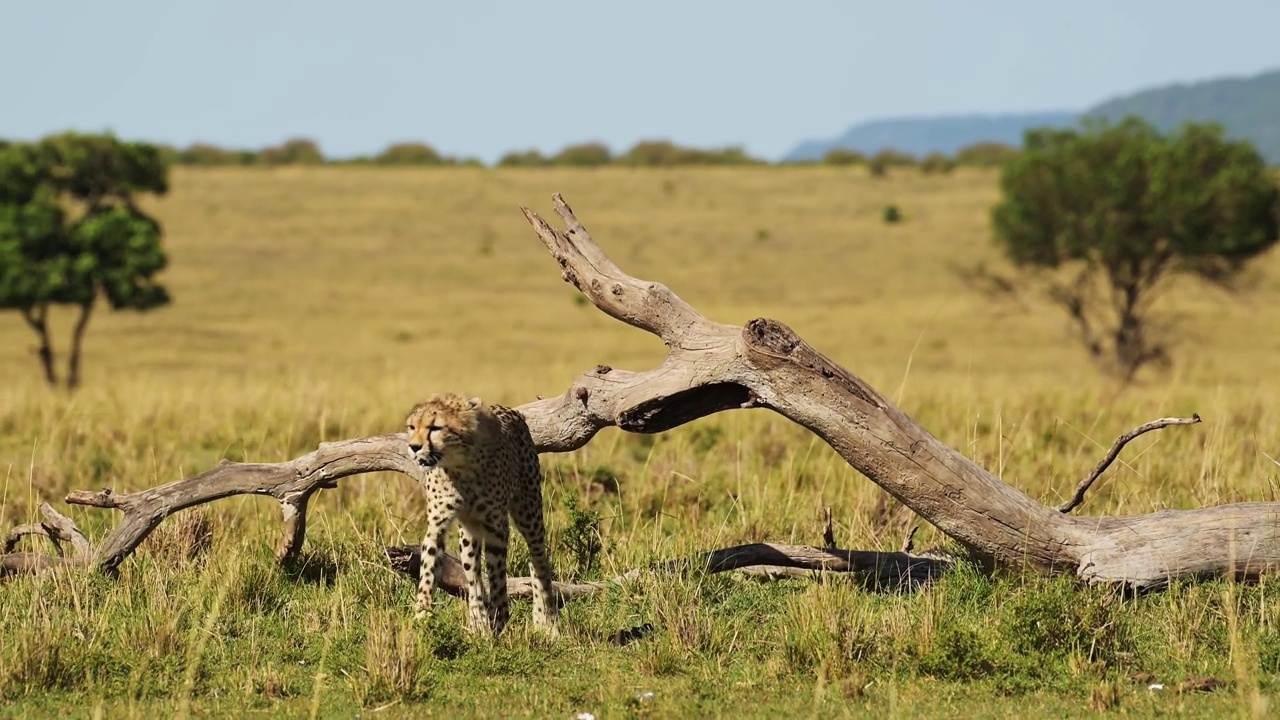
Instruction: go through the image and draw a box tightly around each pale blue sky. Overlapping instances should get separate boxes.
[4,0,1278,162]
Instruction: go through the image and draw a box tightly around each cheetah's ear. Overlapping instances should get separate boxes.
[467,396,485,409]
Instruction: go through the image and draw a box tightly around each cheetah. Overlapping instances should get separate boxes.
[404,392,557,638]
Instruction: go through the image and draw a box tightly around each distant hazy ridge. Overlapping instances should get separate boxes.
[786,68,1280,163]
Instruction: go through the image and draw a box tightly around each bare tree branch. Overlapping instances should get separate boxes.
[0,553,84,577]
[0,505,92,577]
[5,524,61,556]
[1058,415,1203,513]
[61,436,415,573]
[3,504,92,559]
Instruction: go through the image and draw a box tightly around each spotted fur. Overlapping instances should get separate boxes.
[404,392,557,637]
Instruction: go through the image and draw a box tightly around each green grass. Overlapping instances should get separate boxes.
[2,166,1279,717]
[5,537,1279,717]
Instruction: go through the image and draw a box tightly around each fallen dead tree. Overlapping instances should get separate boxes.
[2,193,1274,594]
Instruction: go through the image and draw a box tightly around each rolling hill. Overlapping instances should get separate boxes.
[784,111,1076,162]
[786,67,1280,164]
[1084,68,1280,163]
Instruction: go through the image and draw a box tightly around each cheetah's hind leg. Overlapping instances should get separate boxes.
[481,515,511,639]
[512,500,560,637]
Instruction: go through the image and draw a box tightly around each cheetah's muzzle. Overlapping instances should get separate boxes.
[417,452,442,468]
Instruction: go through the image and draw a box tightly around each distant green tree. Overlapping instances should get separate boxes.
[920,152,956,174]
[991,117,1280,382]
[871,149,917,167]
[497,149,549,167]
[258,138,325,166]
[955,142,1020,167]
[375,142,443,166]
[0,133,172,389]
[619,140,687,166]
[865,148,915,178]
[155,144,181,167]
[177,143,256,166]
[692,146,764,166]
[618,140,763,166]
[822,148,867,166]
[552,142,612,167]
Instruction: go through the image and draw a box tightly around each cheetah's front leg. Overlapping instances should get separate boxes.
[415,507,453,621]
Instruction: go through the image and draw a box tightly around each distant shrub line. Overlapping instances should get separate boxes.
[125,137,1030,170]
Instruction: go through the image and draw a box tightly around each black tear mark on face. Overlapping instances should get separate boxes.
[407,416,446,468]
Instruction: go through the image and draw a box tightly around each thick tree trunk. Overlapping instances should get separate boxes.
[21,304,58,387]
[1,194,1277,595]
[66,301,94,390]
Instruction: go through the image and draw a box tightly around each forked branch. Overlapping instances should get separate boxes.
[2,503,91,558]
[1,504,92,576]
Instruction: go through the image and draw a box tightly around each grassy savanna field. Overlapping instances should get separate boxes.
[2,165,1280,718]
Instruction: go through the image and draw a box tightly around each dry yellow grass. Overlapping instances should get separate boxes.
[9,165,1278,389]
[2,166,1278,716]
[4,166,1277,509]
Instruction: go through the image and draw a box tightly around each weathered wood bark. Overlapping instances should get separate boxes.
[1,193,1276,594]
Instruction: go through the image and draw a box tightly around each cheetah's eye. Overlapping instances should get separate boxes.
[407,424,415,431]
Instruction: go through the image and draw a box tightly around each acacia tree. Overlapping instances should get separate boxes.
[0,133,171,389]
[992,117,1280,382]
[374,142,443,165]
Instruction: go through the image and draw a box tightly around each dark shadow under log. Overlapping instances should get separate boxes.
[382,542,957,601]
[617,382,756,432]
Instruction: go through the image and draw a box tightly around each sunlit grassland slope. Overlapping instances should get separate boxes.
[1,166,1278,718]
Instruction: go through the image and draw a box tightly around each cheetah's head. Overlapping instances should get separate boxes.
[405,393,486,469]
